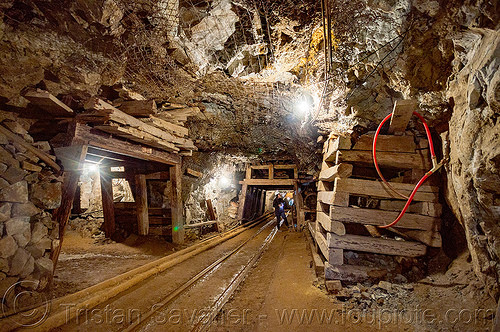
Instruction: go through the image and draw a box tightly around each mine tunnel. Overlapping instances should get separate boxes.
[0,0,499,331]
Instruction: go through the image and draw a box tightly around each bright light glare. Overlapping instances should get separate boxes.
[84,163,99,172]
[219,175,231,188]
[295,99,311,115]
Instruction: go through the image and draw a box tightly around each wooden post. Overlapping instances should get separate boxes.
[259,190,266,216]
[388,99,418,135]
[50,145,88,270]
[100,167,116,238]
[269,165,274,179]
[135,174,149,236]
[294,181,305,227]
[170,164,184,244]
[237,183,248,221]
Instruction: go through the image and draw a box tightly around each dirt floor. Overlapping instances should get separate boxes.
[212,230,497,332]
[51,228,201,299]
[51,226,497,331]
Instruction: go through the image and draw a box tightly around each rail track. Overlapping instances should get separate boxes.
[1,212,278,331]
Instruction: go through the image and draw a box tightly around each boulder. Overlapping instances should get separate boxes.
[35,256,53,276]
[3,120,28,135]
[25,244,45,259]
[0,235,17,258]
[0,258,9,272]
[0,146,19,168]
[31,181,62,209]
[13,232,31,248]
[5,217,30,236]
[11,202,40,217]
[32,141,51,152]
[8,247,32,276]
[0,178,9,190]
[0,202,11,222]
[1,166,28,184]
[0,181,28,203]
[31,222,48,244]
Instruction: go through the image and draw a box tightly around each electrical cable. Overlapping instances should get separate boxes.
[372,111,444,228]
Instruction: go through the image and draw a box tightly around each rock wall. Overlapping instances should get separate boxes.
[0,112,62,308]
[444,28,500,298]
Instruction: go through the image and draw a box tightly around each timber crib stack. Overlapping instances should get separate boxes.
[310,101,443,282]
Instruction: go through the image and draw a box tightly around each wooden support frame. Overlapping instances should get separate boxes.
[170,164,184,244]
[100,167,115,238]
[135,174,149,236]
[50,144,88,270]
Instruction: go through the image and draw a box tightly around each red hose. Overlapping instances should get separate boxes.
[373,111,437,228]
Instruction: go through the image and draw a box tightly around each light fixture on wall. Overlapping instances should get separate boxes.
[218,175,232,188]
[83,163,99,173]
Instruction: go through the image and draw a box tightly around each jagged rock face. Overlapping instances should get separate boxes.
[444,28,500,298]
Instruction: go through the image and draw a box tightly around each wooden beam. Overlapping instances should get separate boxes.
[145,171,169,180]
[330,206,438,231]
[316,230,343,265]
[336,149,432,170]
[273,164,297,170]
[334,178,439,202]
[389,227,442,247]
[325,262,387,282]
[135,174,149,236]
[269,165,274,179]
[73,123,181,165]
[327,233,427,257]
[143,116,189,137]
[354,133,417,152]
[294,181,305,227]
[317,191,349,207]
[170,164,184,244]
[388,99,418,135]
[250,165,271,170]
[206,199,217,220]
[0,124,61,172]
[100,168,115,238]
[317,211,345,235]
[118,99,157,117]
[240,179,295,186]
[319,163,353,182]
[379,200,442,217]
[84,98,196,150]
[184,220,218,228]
[186,168,203,178]
[324,136,351,161]
[50,145,88,271]
[23,89,74,116]
[237,183,248,221]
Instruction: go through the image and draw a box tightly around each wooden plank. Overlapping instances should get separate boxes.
[316,230,343,265]
[84,98,196,150]
[273,164,297,170]
[390,227,442,247]
[324,136,351,161]
[294,181,305,227]
[0,124,61,172]
[237,183,248,221]
[269,165,274,179]
[186,168,203,178]
[73,123,181,165]
[327,233,427,257]
[143,116,189,137]
[388,99,418,135]
[240,179,295,186]
[307,222,324,276]
[317,211,346,235]
[94,124,180,153]
[336,149,432,170]
[206,199,217,220]
[354,134,417,152]
[145,171,170,180]
[329,206,438,231]
[135,174,149,235]
[184,220,218,228]
[319,163,353,182]
[50,145,88,271]
[118,99,157,117]
[379,200,442,217]
[23,89,74,116]
[170,164,184,244]
[317,191,349,207]
[325,262,388,282]
[250,165,271,170]
[334,178,439,202]
[100,169,115,238]
[317,180,333,192]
